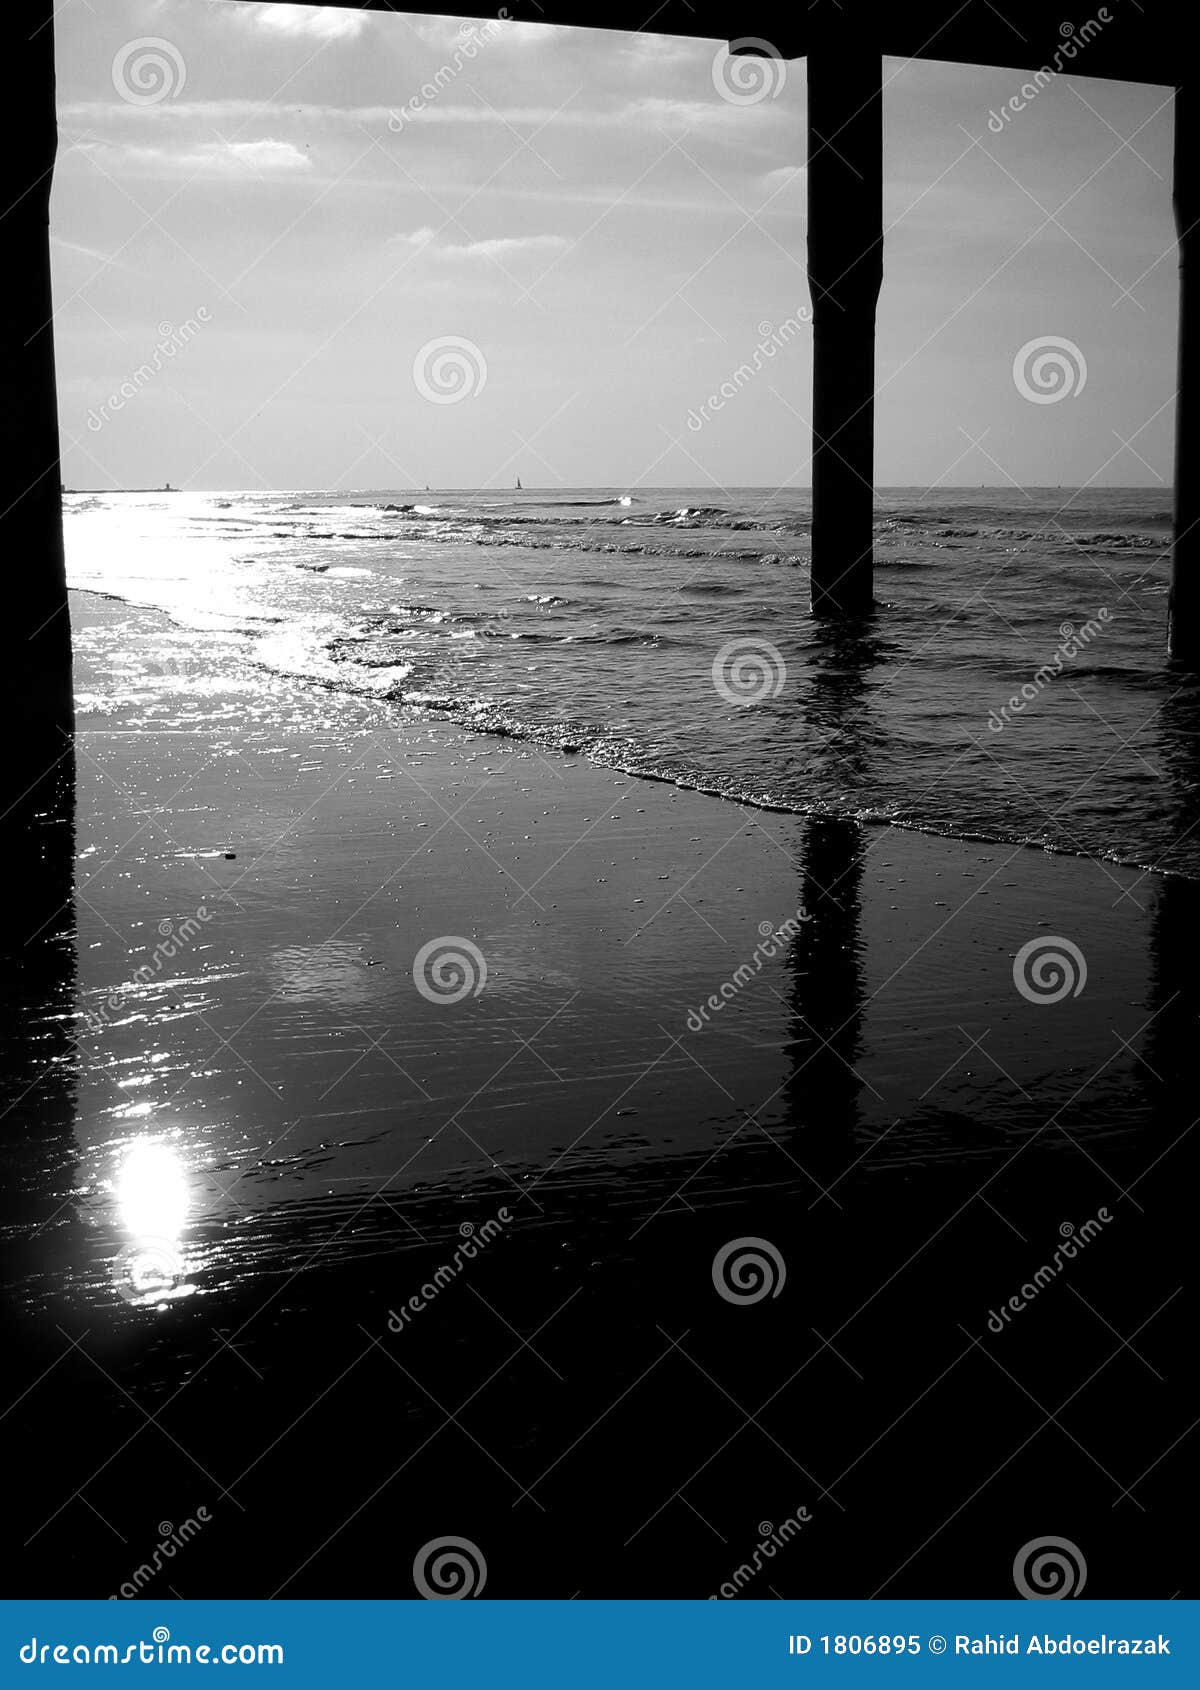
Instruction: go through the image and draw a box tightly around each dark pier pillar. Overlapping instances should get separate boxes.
[0,5,72,743]
[1169,82,1199,665]
[807,8,883,617]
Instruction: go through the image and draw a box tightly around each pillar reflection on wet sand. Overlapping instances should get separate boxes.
[0,737,79,1303]
[785,814,868,1186]
[782,622,884,1178]
[1142,682,1200,1136]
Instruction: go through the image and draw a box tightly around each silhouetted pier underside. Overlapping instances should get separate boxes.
[0,0,1190,775]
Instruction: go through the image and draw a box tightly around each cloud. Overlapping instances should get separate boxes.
[404,18,571,48]
[61,99,377,126]
[497,22,571,43]
[242,3,369,40]
[630,96,786,135]
[387,96,786,138]
[620,34,709,71]
[60,96,781,149]
[402,17,510,50]
[50,237,137,272]
[391,227,569,260]
[758,166,806,195]
[412,184,798,218]
[71,139,313,179]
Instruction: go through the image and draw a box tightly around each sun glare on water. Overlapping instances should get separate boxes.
[112,1139,193,1307]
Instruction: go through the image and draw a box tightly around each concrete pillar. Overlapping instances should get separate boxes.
[807,11,883,616]
[1169,82,1198,665]
[0,5,73,746]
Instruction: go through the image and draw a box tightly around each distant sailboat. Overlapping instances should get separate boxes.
[515,476,523,491]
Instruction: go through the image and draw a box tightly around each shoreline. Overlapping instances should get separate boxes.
[68,587,1194,888]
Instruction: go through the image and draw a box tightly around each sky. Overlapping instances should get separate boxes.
[52,0,1179,491]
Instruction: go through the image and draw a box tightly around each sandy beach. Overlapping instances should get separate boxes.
[0,592,1188,1598]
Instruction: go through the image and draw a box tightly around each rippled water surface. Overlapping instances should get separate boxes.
[64,484,1200,876]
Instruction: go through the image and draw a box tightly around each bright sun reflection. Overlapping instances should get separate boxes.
[111,1140,194,1306]
[116,1139,189,1239]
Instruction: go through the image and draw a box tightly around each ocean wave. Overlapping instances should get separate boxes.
[526,496,632,507]
[66,485,1196,884]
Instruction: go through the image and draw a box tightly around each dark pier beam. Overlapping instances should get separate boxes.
[1169,82,1199,666]
[0,5,73,745]
[806,7,883,617]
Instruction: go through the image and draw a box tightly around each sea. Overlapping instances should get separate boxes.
[64,484,1200,880]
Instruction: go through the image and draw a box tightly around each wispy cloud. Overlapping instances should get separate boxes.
[758,166,806,195]
[391,227,569,260]
[60,99,386,126]
[239,3,369,40]
[630,96,786,136]
[70,138,314,179]
[497,22,571,44]
[60,96,783,145]
[619,35,709,71]
[49,236,136,272]
[400,17,533,51]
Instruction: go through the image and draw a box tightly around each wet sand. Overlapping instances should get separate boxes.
[1,595,1192,1598]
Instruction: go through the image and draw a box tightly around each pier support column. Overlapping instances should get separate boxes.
[0,5,72,747]
[807,9,883,617]
[1169,82,1199,665]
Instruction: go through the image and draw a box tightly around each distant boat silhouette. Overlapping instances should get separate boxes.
[515,477,523,491]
